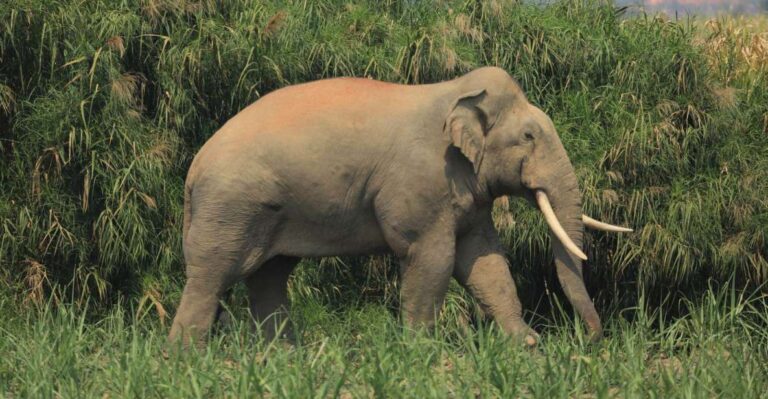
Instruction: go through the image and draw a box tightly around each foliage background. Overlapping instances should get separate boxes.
[1,0,766,319]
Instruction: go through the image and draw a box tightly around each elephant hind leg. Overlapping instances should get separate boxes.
[168,266,229,346]
[169,213,278,346]
[245,255,300,341]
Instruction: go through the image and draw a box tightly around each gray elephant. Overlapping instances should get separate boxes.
[169,67,631,346]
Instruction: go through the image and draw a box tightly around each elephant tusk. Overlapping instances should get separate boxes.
[535,190,588,261]
[582,215,633,232]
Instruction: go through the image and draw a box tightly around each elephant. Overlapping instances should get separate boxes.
[168,66,631,346]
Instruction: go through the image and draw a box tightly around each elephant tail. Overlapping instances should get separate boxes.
[182,150,204,245]
[182,183,192,244]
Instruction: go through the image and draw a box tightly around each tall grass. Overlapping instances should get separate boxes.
[0,0,766,316]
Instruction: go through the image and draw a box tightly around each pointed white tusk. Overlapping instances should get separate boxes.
[535,190,588,261]
[582,215,633,233]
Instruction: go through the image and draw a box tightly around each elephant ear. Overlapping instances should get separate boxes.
[444,89,491,174]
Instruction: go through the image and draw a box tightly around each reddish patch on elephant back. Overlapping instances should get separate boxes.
[338,77,400,89]
[246,77,406,132]
[299,77,401,101]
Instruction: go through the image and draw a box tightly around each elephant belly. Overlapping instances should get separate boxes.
[271,212,389,258]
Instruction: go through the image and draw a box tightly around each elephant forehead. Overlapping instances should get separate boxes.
[527,105,556,130]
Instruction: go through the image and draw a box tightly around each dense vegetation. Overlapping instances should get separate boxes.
[2,0,766,310]
[0,0,767,396]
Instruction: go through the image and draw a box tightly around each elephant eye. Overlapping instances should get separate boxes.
[524,132,535,141]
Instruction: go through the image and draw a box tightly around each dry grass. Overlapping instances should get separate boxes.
[696,15,768,84]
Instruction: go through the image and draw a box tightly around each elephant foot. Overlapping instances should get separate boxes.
[509,324,540,348]
[252,314,295,343]
[216,307,234,330]
[523,332,539,347]
[521,330,540,348]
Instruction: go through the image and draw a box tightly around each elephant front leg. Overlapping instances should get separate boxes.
[398,231,455,330]
[454,223,539,346]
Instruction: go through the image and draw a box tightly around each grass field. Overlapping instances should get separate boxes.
[1,285,767,398]
[1,0,767,397]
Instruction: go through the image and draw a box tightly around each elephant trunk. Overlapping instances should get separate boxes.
[537,159,602,341]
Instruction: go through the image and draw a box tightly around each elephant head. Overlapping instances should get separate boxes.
[445,67,631,340]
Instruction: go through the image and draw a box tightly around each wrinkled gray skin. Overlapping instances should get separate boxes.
[169,67,602,346]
